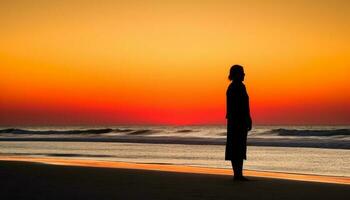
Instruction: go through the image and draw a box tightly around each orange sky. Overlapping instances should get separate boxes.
[1,0,349,125]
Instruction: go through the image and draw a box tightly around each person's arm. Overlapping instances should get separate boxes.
[244,85,252,131]
[247,113,252,131]
[226,85,235,120]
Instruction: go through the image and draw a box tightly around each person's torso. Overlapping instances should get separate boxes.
[226,82,249,121]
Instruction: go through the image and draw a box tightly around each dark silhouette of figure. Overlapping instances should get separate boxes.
[225,65,252,181]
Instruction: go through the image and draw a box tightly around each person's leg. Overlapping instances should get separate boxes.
[235,159,249,181]
[237,159,243,177]
[231,159,241,177]
[230,160,236,176]
[232,159,249,181]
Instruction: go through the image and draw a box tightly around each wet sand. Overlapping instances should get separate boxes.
[0,157,349,200]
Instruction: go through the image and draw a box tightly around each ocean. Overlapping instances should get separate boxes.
[0,126,349,177]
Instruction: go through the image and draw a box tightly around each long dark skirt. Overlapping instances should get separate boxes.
[225,120,248,160]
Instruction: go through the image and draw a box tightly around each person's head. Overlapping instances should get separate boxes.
[228,65,245,82]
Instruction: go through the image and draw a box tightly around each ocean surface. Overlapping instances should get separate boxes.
[0,126,349,177]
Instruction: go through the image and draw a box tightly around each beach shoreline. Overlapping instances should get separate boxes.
[0,155,349,185]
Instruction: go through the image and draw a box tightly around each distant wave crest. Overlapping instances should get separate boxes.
[175,129,194,133]
[0,128,161,135]
[0,128,114,134]
[114,128,134,132]
[127,129,157,135]
[269,128,350,137]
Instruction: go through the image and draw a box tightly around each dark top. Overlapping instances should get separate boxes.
[226,81,252,128]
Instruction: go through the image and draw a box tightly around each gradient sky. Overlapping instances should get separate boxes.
[1,0,349,125]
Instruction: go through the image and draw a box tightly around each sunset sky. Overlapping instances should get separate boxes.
[1,0,349,126]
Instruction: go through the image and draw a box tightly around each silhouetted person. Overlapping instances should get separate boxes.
[225,65,252,181]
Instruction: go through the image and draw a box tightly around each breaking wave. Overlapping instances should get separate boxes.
[0,127,349,149]
[268,128,350,137]
[0,128,115,134]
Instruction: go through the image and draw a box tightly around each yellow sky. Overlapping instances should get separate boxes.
[1,0,350,125]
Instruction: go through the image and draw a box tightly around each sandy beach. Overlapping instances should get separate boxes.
[1,156,349,200]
